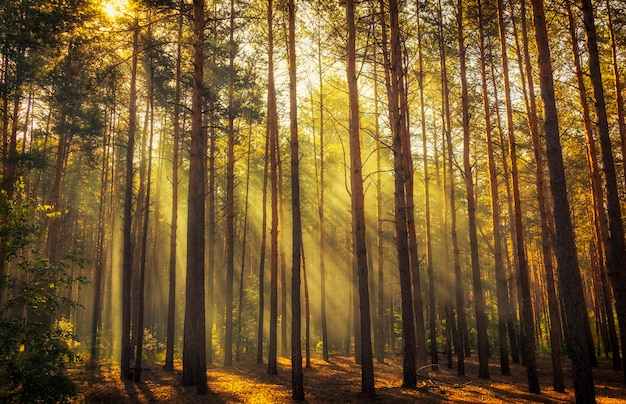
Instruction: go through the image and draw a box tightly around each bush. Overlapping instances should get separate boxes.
[0,190,85,403]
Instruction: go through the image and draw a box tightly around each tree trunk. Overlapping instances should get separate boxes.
[266,0,279,376]
[514,0,563,389]
[120,17,139,381]
[387,0,417,388]
[287,0,304,400]
[579,0,626,385]
[257,124,269,365]
[237,126,252,363]
[164,0,183,372]
[529,0,595,400]
[416,0,437,368]
[346,0,375,396]
[224,0,236,368]
[181,0,208,394]
[477,0,509,376]
[134,60,155,382]
[457,0,490,379]
[496,0,539,391]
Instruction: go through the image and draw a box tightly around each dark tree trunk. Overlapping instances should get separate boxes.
[164,0,183,372]
[224,0,236,368]
[477,0,509,376]
[120,17,139,381]
[530,0,595,400]
[514,0,563,389]
[267,0,279,376]
[181,0,208,394]
[457,0,490,379]
[347,0,375,396]
[287,0,304,400]
[579,0,626,385]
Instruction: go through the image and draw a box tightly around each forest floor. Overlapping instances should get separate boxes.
[70,353,626,403]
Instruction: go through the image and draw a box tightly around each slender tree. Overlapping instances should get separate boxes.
[495,0,538,390]
[287,0,304,399]
[120,16,139,381]
[224,0,236,368]
[457,0,490,379]
[164,0,184,372]
[477,0,509,376]
[346,0,375,396]
[267,0,279,376]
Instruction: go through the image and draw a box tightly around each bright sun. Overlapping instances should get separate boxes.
[102,0,128,19]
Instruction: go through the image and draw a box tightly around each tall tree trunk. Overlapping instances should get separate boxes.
[134,63,155,382]
[579,0,626,385]
[346,0,375,396]
[565,1,619,373]
[287,0,304,400]
[387,0,417,388]
[416,0,437,368]
[437,0,457,372]
[457,0,490,379]
[477,0,509,376]
[606,0,626,188]
[496,0,538,391]
[237,126,253,363]
[89,112,111,368]
[266,0,279,376]
[224,0,236,368]
[529,0,595,400]
[181,0,208,394]
[374,55,385,365]
[313,5,329,362]
[513,0,563,388]
[120,17,139,381]
[438,0,466,374]
[302,242,311,368]
[257,125,269,365]
[164,0,183,372]
[206,2,218,366]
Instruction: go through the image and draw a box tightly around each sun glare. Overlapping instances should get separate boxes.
[102,0,127,19]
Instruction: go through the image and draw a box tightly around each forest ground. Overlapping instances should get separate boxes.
[71,353,626,403]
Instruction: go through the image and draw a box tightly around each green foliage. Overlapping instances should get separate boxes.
[0,191,86,403]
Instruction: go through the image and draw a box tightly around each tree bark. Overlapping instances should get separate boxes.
[181,0,208,394]
[120,16,139,381]
[164,0,183,372]
[579,0,626,385]
[457,0,490,379]
[529,0,595,400]
[267,0,279,376]
[346,0,375,396]
[477,0,509,376]
[287,0,304,399]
